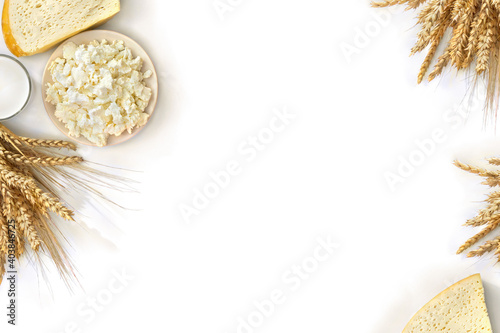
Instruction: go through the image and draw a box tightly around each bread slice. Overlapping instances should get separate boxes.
[403,274,493,332]
[2,0,120,57]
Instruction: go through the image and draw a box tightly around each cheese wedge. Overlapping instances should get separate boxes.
[403,274,493,332]
[2,0,120,57]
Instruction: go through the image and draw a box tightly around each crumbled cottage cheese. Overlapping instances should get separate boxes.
[46,40,153,146]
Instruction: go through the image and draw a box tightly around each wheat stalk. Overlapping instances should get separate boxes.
[30,186,74,221]
[455,158,500,263]
[408,0,431,9]
[0,218,8,254]
[488,157,500,165]
[457,217,500,254]
[454,160,500,177]
[0,146,83,167]
[17,201,41,251]
[18,137,76,150]
[462,190,500,227]
[463,1,489,67]
[481,176,500,187]
[0,124,132,287]
[452,0,480,68]
[468,236,500,256]
[412,0,450,56]
[372,0,409,8]
[372,0,500,121]
[465,205,500,226]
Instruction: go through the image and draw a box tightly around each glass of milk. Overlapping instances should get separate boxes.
[0,54,32,120]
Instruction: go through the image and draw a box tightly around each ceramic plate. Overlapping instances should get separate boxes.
[41,30,158,147]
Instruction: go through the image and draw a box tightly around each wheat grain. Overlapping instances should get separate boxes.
[462,1,488,68]
[372,0,500,121]
[17,202,41,251]
[453,160,500,177]
[468,236,500,256]
[1,183,16,218]
[0,124,131,288]
[476,0,496,74]
[450,0,480,68]
[481,176,500,187]
[18,137,76,150]
[0,255,5,285]
[371,0,409,8]
[0,159,36,190]
[463,190,500,226]
[407,0,430,9]
[419,40,441,82]
[465,205,500,227]
[434,0,470,71]
[13,215,25,258]
[487,157,500,165]
[428,46,452,80]
[31,188,74,221]
[0,147,83,167]
[457,218,500,254]
[0,218,8,254]
[416,1,453,82]
[455,158,500,263]
[412,0,448,55]
[13,180,74,221]
[451,0,467,21]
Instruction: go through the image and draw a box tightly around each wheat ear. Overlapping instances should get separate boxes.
[453,160,500,178]
[457,218,500,254]
[476,0,496,74]
[371,0,409,8]
[468,236,500,257]
[18,137,76,150]
[0,147,83,167]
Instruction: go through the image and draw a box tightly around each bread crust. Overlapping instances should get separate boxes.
[2,0,27,57]
[1,0,120,57]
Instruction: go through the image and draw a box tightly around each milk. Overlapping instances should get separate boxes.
[0,56,30,119]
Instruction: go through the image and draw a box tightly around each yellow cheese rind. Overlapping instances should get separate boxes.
[403,274,493,333]
[2,0,27,57]
[2,0,120,57]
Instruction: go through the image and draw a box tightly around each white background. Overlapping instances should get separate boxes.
[1,0,500,332]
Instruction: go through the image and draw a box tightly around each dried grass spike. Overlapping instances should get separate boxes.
[411,0,449,55]
[0,123,134,288]
[0,220,8,254]
[0,255,5,286]
[450,0,467,21]
[481,176,500,187]
[19,137,77,150]
[453,160,500,178]
[475,1,496,74]
[0,148,84,167]
[467,236,500,257]
[372,0,500,122]
[371,0,409,8]
[428,47,451,81]
[457,218,500,254]
[407,0,430,10]
[34,190,74,221]
[488,157,500,165]
[418,39,440,83]
[450,0,480,68]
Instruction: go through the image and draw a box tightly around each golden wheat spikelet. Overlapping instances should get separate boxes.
[0,123,133,287]
[372,0,500,122]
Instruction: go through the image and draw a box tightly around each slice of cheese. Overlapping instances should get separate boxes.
[403,274,493,332]
[2,0,120,57]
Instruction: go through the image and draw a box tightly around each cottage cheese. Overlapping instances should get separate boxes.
[46,40,153,146]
